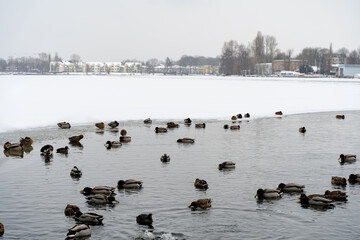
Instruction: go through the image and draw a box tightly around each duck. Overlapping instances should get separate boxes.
[95,122,105,129]
[136,214,153,226]
[218,161,235,170]
[331,176,347,186]
[324,190,348,201]
[298,193,334,207]
[104,141,122,149]
[120,129,127,136]
[184,118,192,124]
[66,224,91,239]
[338,154,356,163]
[236,114,242,119]
[167,122,179,128]
[40,145,53,155]
[73,211,103,225]
[336,115,345,119]
[188,199,212,209]
[64,204,80,216]
[80,186,115,196]
[277,183,305,193]
[154,127,167,133]
[69,135,83,143]
[19,137,33,146]
[160,154,171,162]
[244,113,250,118]
[231,116,237,121]
[144,118,152,124]
[70,166,82,178]
[275,111,283,115]
[117,179,142,189]
[119,136,131,143]
[194,178,208,189]
[86,194,118,205]
[108,121,119,128]
[348,174,360,184]
[230,125,240,130]
[177,138,195,143]
[0,222,4,236]
[57,146,69,154]
[58,122,71,129]
[299,127,306,133]
[255,188,281,200]
[195,123,206,128]
[3,142,23,151]
[223,124,229,129]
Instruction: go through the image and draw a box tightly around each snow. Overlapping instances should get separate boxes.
[0,75,360,133]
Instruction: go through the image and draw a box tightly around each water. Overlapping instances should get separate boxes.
[1,111,360,239]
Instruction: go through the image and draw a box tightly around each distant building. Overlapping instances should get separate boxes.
[255,63,272,75]
[337,64,360,78]
[272,59,302,73]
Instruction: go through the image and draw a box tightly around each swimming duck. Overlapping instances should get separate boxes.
[64,204,81,216]
[154,127,167,133]
[195,123,206,128]
[277,183,305,193]
[120,129,127,136]
[66,224,91,239]
[81,186,115,196]
[338,154,356,163]
[167,122,179,128]
[95,122,105,129]
[324,190,348,201]
[160,154,171,162]
[73,211,103,225]
[3,142,23,151]
[58,122,71,129]
[144,118,152,124]
[275,111,283,115]
[0,222,4,236]
[119,136,131,143]
[69,135,83,143]
[298,193,334,207]
[184,118,192,124]
[244,113,250,118]
[19,137,33,146]
[230,125,240,130]
[336,115,345,119]
[70,166,82,178]
[255,188,281,200]
[104,141,122,149]
[57,146,69,154]
[299,127,306,133]
[348,174,360,184]
[108,121,119,128]
[40,145,53,155]
[86,194,118,205]
[177,138,195,143]
[223,124,229,129]
[194,178,208,189]
[188,199,212,209]
[231,116,237,120]
[136,214,153,226]
[236,114,242,119]
[331,176,347,186]
[218,161,235,170]
[117,179,142,189]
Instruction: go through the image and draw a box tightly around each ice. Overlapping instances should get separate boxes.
[1,75,360,133]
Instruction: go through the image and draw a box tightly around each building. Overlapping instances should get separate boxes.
[337,64,360,78]
[255,63,272,75]
[272,59,302,73]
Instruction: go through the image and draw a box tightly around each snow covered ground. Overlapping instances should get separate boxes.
[1,74,359,132]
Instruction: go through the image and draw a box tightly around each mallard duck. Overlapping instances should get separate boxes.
[108,121,119,128]
[154,127,167,133]
[3,142,23,151]
[177,138,195,143]
[230,125,240,130]
[80,186,115,196]
[57,146,69,154]
[324,190,348,201]
[277,183,305,193]
[86,194,118,205]
[167,122,179,128]
[160,154,171,162]
[255,188,281,200]
[338,154,356,163]
[298,193,334,207]
[120,129,127,136]
[104,141,122,149]
[69,135,83,143]
[184,118,192,124]
[218,161,235,170]
[58,122,71,129]
[348,174,360,184]
[40,145,53,155]
[236,114,242,119]
[195,123,206,128]
[95,122,105,129]
[194,178,208,189]
[336,115,345,119]
[73,211,103,225]
[119,136,131,143]
[223,124,229,129]
[188,199,212,209]
[244,113,250,118]
[66,224,91,239]
[0,222,4,236]
[64,204,80,216]
[70,166,82,178]
[231,116,237,120]
[331,176,347,186]
[19,137,33,146]
[275,111,283,115]
[117,179,142,189]
[299,127,306,133]
[144,118,152,124]
[136,214,153,226]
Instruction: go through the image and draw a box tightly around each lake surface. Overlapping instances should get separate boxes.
[1,111,360,239]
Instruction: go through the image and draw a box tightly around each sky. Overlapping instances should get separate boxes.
[0,0,359,62]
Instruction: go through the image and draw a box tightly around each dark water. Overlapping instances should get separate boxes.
[0,111,360,240]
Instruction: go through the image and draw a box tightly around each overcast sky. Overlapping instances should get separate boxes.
[0,0,359,62]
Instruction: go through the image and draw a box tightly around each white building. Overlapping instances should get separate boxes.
[337,64,360,78]
[255,63,272,75]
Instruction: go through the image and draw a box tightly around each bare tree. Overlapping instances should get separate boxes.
[285,49,293,71]
[264,35,278,63]
[70,54,82,72]
[252,31,265,64]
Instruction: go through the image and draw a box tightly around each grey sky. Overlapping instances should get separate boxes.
[0,0,359,62]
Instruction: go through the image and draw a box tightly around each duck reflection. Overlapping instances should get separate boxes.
[41,154,53,164]
[3,149,24,158]
[23,145,33,153]
[69,141,84,149]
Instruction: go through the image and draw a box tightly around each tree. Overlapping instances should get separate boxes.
[220,40,237,75]
[252,31,265,64]
[0,58,7,71]
[264,35,278,63]
[348,50,360,64]
[70,54,82,72]
[165,57,172,68]
[285,49,293,71]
